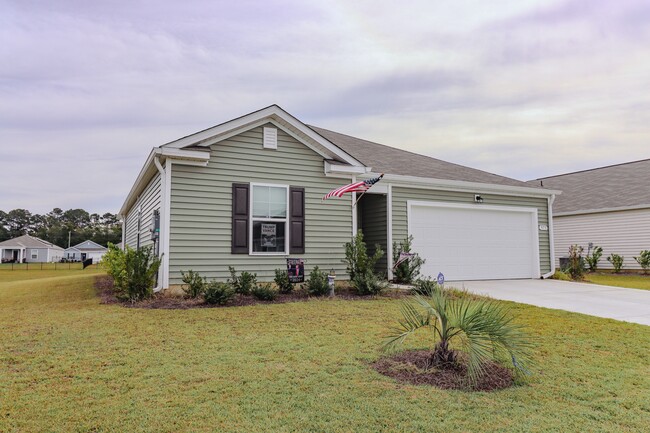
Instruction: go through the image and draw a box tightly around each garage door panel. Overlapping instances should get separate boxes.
[409,203,538,281]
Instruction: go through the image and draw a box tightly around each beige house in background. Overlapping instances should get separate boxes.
[531,159,650,270]
[0,234,65,263]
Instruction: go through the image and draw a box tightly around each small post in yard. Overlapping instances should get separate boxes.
[327,269,336,297]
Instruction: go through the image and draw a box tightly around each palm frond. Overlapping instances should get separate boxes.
[382,300,431,351]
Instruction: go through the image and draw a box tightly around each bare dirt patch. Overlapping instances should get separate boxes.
[94,275,408,309]
[372,349,515,392]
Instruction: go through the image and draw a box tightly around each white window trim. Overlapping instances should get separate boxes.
[249,182,290,256]
[31,249,38,259]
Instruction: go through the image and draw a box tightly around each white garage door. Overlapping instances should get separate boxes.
[408,201,540,281]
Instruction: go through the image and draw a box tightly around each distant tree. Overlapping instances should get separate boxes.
[5,209,33,238]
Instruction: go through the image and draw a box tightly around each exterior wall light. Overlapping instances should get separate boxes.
[474,194,484,203]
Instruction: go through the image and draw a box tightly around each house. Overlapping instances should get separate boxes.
[530,159,650,270]
[119,105,558,291]
[64,240,108,263]
[0,234,65,263]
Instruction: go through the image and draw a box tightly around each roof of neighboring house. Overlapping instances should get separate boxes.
[67,240,108,252]
[310,126,537,188]
[529,158,650,215]
[0,234,64,250]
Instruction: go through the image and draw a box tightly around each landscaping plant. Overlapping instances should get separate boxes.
[344,230,388,295]
[585,245,603,272]
[567,245,585,280]
[550,269,572,281]
[101,243,161,302]
[180,270,206,299]
[392,236,425,284]
[203,281,235,305]
[303,266,329,296]
[252,282,278,301]
[384,290,534,388]
[274,268,294,294]
[634,250,650,274]
[607,253,624,273]
[412,277,439,295]
[228,266,257,295]
[353,268,389,296]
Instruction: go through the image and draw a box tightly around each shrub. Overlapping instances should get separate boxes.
[203,281,235,305]
[567,245,585,280]
[252,283,278,301]
[101,244,161,302]
[412,277,439,295]
[607,254,624,273]
[180,270,206,299]
[228,266,257,295]
[392,236,425,284]
[343,230,383,281]
[634,250,650,274]
[274,268,294,294]
[353,268,389,296]
[585,246,603,272]
[303,266,329,296]
[384,290,534,388]
[550,269,571,281]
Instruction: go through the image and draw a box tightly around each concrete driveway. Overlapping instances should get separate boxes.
[454,279,650,326]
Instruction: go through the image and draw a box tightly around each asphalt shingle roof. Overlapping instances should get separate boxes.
[0,234,64,250]
[309,126,536,188]
[529,159,650,214]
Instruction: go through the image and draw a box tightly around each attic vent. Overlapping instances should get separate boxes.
[263,127,277,149]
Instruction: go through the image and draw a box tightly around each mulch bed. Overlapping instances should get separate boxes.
[372,350,515,392]
[94,275,408,309]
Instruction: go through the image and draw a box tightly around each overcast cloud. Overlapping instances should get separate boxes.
[1,0,649,213]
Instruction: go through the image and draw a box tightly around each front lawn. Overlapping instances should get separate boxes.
[585,273,650,291]
[1,273,649,432]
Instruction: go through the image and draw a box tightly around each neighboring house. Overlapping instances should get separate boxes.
[64,240,108,263]
[530,159,650,270]
[0,234,65,263]
[119,105,558,291]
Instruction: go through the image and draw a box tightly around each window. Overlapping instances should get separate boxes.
[31,250,38,260]
[250,184,288,254]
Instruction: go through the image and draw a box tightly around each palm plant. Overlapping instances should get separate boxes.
[384,289,534,386]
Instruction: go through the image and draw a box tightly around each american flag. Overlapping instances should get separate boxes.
[322,174,384,200]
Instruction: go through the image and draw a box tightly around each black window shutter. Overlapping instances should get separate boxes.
[231,183,249,254]
[289,186,305,254]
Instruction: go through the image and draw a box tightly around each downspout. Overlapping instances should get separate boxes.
[541,193,556,279]
[153,156,166,292]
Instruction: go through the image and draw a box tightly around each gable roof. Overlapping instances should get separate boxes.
[529,158,650,215]
[69,240,107,252]
[309,126,536,188]
[0,234,64,250]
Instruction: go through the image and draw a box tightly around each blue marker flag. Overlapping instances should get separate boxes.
[437,272,445,286]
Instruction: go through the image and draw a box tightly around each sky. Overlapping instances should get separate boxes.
[1,0,649,214]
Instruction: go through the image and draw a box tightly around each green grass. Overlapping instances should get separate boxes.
[1,273,649,432]
[585,273,650,291]
[0,266,103,283]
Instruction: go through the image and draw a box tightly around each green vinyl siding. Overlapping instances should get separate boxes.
[124,173,161,249]
[168,124,353,284]
[359,194,388,275]
[391,187,552,275]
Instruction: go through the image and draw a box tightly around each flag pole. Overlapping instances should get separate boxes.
[352,173,383,208]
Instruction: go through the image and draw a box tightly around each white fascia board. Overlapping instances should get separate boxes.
[363,172,562,199]
[324,161,370,175]
[161,104,365,167]
[554,203,650,217]
[119,148,209,217]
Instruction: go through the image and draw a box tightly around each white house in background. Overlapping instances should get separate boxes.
[530,158,650,270]
[0,234,65,263]
[64,240,108,263]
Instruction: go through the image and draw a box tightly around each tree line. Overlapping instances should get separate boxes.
[0,208,122,248]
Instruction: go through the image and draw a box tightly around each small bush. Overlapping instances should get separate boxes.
[181,270,206,299]
[252,283,277,301]
[392,236,425,284]
[203,281,235,305]
[353,268,389,296]
[585,246,603,272]
[550,269,571,281]
[303,266,329,296]
[274,268,294,294]
[343,230,383,281]
[101,244,161,302]
[634,250,650,274]
[567,245,585,280]
[412,278,439,295]
[607,254,624,273]
[228,266,257,295]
